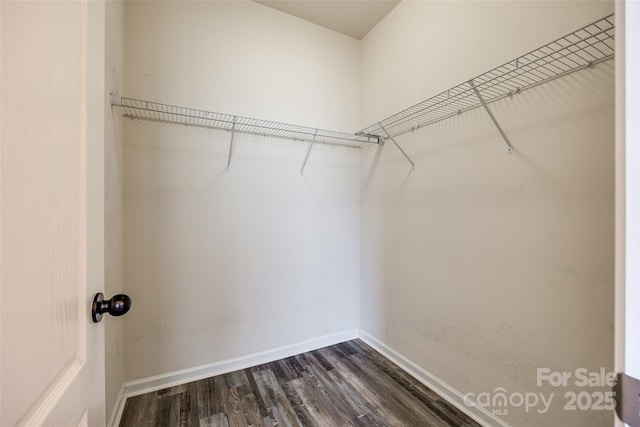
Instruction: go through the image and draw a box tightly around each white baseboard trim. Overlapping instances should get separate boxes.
[107,385,126,427]
[358,330,510,427]
[108,329,359,427]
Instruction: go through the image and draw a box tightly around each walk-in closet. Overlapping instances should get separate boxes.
[4,1,637,427]
[105,2,616,426]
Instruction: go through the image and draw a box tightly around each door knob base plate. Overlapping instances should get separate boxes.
[92,292,105,323]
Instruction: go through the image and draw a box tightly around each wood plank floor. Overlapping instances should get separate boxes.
[119,339,480,427]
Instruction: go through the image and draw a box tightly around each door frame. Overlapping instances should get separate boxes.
[615,0,640,425]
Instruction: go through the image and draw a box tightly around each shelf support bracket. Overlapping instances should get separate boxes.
[110,94,122,107]
[380,124,415,170]
[469,80,513,154]
[226,118,236,171]
[301,132,317,175]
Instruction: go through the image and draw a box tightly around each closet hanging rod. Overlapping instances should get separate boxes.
[358,13,615,140]
[111,95,381,148]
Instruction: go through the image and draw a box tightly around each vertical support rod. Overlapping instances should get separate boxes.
[301,133,317,175]
[468,80,514,154]
[226,118,236,171]
[380,124,415,170]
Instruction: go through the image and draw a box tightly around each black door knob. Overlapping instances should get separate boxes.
[92,292,132,323]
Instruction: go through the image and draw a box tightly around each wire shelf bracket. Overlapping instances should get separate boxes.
[469,80,514,154]
[357,13,615,155]
[380,124,415,170]
[301,132,318,175]
[226,118,236,171]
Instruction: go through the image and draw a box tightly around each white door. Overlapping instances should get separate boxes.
[1,1,106,426]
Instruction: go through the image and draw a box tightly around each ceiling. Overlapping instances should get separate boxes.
[254,1,400,40]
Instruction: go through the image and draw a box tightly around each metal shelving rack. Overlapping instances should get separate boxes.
[112,13,615,169]
[111,96,380,173]
[357,13,615,160]
[111,96,380,148]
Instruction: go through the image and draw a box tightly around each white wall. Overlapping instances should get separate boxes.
[359,2,614,427]
[105,0,125,419]
[125,0,360,132]
[123,1,361,381]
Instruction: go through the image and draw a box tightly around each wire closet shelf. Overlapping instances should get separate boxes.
[357,13,615,140]
[111,96,380,148]
[112,13,615,152]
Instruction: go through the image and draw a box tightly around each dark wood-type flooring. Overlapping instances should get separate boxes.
[120,339,480,426]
